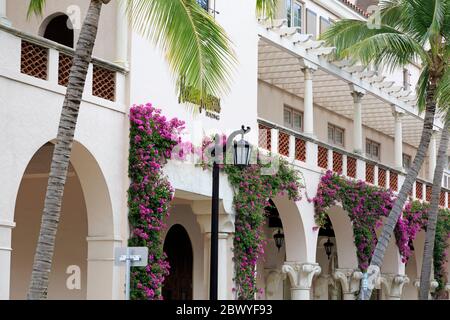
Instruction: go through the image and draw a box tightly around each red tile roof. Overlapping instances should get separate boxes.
[340,0,370,17]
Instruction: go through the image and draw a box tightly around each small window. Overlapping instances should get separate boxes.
[403,153,412,169]
[320,17,331,34]
[306,9,317,38]
[197,0,209,11]
[366,139,381,160]
[328,124,345,147]
[286,0,303,31]
[284,106,303,132]
[403,68,411,91]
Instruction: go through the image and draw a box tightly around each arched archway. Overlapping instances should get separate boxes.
[11,143,87,299]
[162,224,193,300]
[40,13,74,48]
[10,141,116,299]
[272,195,308,263]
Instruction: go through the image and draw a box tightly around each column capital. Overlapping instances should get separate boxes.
[349,84,366,101]
[391,105,405,118]
[379,274,409,299]
[299,59,318,80]
[333,268,363,295]
[413,278,439,293]
[282,262,321,290]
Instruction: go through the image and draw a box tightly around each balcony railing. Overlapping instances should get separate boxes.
[258,118,450,208]
[1,24,127,109]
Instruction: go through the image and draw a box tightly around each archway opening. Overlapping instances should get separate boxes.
[42,14,74,48]
[260,199,290,300]
[11,143,87,299]
[162,224,193,300]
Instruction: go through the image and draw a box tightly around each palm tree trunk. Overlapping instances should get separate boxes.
[361,83,437,300]
[419,119,450,300]
[27,0,104,300]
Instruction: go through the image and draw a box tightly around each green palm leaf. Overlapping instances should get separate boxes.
[256,0,278,19]
[27,0,46,18]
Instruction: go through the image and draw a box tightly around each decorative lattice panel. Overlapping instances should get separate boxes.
[333,152,343,174]
[295,138,306,162]
[347,157,357,178]
[317,146,328,169]
[415,182,423,200]
[58,53,73,87]
[92,65,116,101]
[366,163,375,184]
[426,185,432,202]
[440,191,446,207]
[278,132,290,156]
[378,168,386,188]
[390,172,398,192]
[258,124,271,150]
[21,40,48,80]
[448,192,450,208]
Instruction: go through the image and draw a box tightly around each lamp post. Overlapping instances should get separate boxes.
[209,125,251,300]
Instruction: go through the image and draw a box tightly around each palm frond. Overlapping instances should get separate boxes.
[321,19,427,71]
[27,0,46,18]
[256,0,278,20]
[416,66,430,111]
[126,0,236,105]
[435,67,450,110]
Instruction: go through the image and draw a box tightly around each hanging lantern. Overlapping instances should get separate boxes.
[273,229,285,252]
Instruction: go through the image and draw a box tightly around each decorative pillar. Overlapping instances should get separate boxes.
[264,269,285,300]
[392,107,405,171]
[0,0,11,26]
[379,274,409,300]
[282,262,321,300]
[413,278,439,299]
[0,220,15,300]
[350,85,366,154]
[429,130,438,179]
[333,268,363,300]
[301,60,318,137]
[194,201,235,300]
[115,1,129,68]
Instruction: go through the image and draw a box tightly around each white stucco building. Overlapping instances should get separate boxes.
[0,0,449,300]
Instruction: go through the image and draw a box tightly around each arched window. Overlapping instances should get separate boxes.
[41,14,74,48]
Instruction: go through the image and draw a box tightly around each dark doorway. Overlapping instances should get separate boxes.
[43,15,74,48]
[162,224,193,300]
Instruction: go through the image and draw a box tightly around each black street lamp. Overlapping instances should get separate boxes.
[209,125,251,300]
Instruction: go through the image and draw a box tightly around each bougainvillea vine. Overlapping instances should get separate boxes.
[312,170,450,296]
[128,103,185,299]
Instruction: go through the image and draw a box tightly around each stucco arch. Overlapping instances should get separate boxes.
[38,12,73,37]
[374,217,404,275]
[272,195,308,263]
[10,140,117,300]
[326,205,358,269]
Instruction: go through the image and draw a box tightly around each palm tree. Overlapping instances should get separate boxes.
[26,0,277,300]
[419,117,449,299]
[321,0,450,299]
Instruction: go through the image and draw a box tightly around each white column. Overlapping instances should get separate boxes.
[115,1,129,68]
[429,130,438,179]
[301,61,318,137]
[0,220,15,300]
[195,203,235,300]
[393,107,405,170]
[0,0,11,26]
[86,236,123,300]
[282,262,321,300]
[379,274,409,300]
[350,85,366,154]
[333,268,363,300]
[413,278,439,299]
